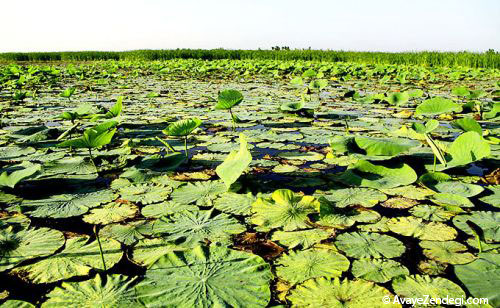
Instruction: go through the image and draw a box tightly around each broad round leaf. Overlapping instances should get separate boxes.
[216,89,243,110]
[164,118,202,136]
[335,232,405,259]
[134,245,272,307]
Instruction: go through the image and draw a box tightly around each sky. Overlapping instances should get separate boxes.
[0,0,499,52]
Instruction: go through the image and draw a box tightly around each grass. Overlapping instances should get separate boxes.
[0,49,498,68]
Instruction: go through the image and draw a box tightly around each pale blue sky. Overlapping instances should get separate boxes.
[1,0,498,52]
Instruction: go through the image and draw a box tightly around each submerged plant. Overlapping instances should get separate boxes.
[162,118,202,158]
[216,89,243,131]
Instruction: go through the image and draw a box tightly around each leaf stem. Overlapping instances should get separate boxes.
[229,108,236,131]
[184,136,188,158]
[94,225,107,271]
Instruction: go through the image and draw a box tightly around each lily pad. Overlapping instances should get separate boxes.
[352,259,409,283]
[271,229,331,249]
[454,253,500,307]
[337,160,417,189]
[250,189,319,231]
[453,211,499,243]
[392,275,465,305]
[276,249,349,285]
[335,232,405,259]
[42,274,135,307]
[12,236,122,283]
[387,216,457,241]
[214,192,255,215]
[0,227,64,272]
[82,202,138,225]
[288,277,400,308]
[415,97,462,116]
[315,188,387,208]
[420,240,476,264]
[153,210,245,246]
[134,245,272,307]
[171,181,226,206]
[119,184,171,205]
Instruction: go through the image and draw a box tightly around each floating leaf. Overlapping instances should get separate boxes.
[12,236,122,283]
[0,163,41,189]
[83,202,137,225]
[352,259,409,283]
[420,240,475,264]
[276,249,349,285]
[250,189,319,231]
[171,181,226,206]
[453,211,499,243]
[134,245,272,307]
[338,160,417,189]
[153,210,245,246]
[415,97,462,116]
[271,229,331,249]
[130,238,181,267]
[214,192,255,215]
[316,188,387,208]
[119,184,171,205]
[318,202,380,228]
[354,137,417,157]
[335,232,405,259]
[409,205,456,222]
[430,193,474,208]
[392,275,465,303]
[42,274,135,307]
[288,277,400,308]
[100,221,153,245]
[141,201,197,218]
[0,227,64,272]
[387,216,457,241]
[455,253,500,307]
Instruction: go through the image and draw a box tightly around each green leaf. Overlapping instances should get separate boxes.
[276,249,349,285]
[215,89,243,110]
[42,274,135,307]
[354,137,417,157]
[337,160,417,189]
[455,253,500,307]
[387,216,457,241]
[271,229,331,249]
[58,121,118,149]
[0,163,41,189]
[315,188,387,208]
[411,119,439,134]
[170,181,226,206]
[141,201,197,218]
[451,117,482,135]
[163,118,202,137]
[12,236,122,283]
[335,232,405,259]
[216,133,252,189]
[430,193,474,208]
[446,131,490,168]
[100,221,153,245]
[153,210,245,246]
[318,202,380,228]
[288,278,401,308]
[119,184,172,205]
[23,190,116,219]
[83,202,138,225]
[134,245,272,308]
[483,102,500,119]
[480,186,500,207]
[409,205,457,222]
[451,86,470,97]
[431,181,484,197]
[352,259,409,283]
[453,211,499,243]
[214,192,255,215]
[392,275,465,304]
[309,79,328,90]
[0,227,64,272]
[130,238,181,266]
[250,189,319,231]
[386,92,409,106]
[420,240,476,264]
[415,97,462,116]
